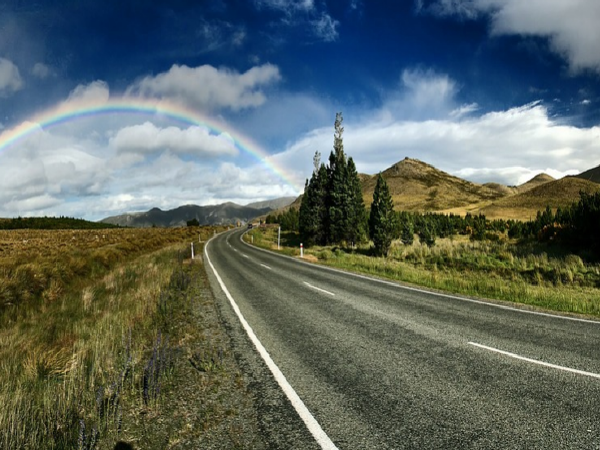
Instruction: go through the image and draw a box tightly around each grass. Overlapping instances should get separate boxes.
[0,227,214,321]
[245,227,600,317]
[0,225,265,449]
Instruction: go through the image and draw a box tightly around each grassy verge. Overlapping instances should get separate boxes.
[1,227,264,449]
[245,226,600,317]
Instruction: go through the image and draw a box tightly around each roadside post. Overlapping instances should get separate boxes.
[278,226,281,250]
[191,242,195,260]
[300,243,303,258]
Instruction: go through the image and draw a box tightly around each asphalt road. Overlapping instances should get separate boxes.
[204,228,600,449]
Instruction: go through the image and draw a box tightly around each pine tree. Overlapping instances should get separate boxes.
[369,173,397,256]
[346,157,367,245]
[299,160,329,246]
[327,112,349,244]
[400,219,414,245]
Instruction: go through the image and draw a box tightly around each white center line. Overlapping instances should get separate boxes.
[260,264,272,270]
[304,281,335,296]
[241,254,249,259]
[468,342,600,380]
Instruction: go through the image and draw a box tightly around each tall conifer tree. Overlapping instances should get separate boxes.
[369,173,397,256]
[346,156,366,245]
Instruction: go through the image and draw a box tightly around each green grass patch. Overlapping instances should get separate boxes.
[246,227,600,317]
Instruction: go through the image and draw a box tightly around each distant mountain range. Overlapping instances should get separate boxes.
[100,198,296,227]
[101,159,600,226]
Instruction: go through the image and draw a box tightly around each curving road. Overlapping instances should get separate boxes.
[204,228,600,449]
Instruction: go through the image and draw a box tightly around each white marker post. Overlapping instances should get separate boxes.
[300,243,304,258]
[191,242,195,260]
[278,226,281,250]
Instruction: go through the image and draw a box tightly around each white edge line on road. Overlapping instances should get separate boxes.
[468,342,600,380]
[238,232,600,326]
[304,281,335,296]
[205,238,339,450]
[260,264,272,270]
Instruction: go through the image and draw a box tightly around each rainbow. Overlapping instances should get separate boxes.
[0,97,301,191]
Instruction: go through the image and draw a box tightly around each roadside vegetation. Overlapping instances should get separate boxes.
[257,112,600,317]
[1,224,264,449]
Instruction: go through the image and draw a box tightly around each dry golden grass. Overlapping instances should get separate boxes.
[478,176,600,220]
[248,227,600,317]
[0,226,219,315]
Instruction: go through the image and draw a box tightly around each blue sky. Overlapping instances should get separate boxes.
[1,0,599,220]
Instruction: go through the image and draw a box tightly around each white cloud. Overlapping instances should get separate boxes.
[450,102,479,118]
[271,101,600,187]
[0,57,23,96]
[401,68,457,108]
[110,122,239,157]
[254,0,339,42]
[65,80,110,105]
[375,68,460,121]
[427,0,600,73]
[126,63,281,111]
[311,13,339,42]
[254,0,314,13]
[31,62,52,79]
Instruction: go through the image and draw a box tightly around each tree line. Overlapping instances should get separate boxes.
[267,112,600,258]
[0,216,119,230]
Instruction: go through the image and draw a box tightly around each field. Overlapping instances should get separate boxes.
[0,226,264,449]
[246,226,600,317]
[0,227,214,316]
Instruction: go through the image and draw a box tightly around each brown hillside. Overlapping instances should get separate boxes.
[483,182,517,196]
[575,164,600,184]
[516,172,555,194]
[479,176,600,220]
[362,157,507,211]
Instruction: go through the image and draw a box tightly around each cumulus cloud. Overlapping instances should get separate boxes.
[0,57,23,96]
[126,63,281,111]
[425,0,600,73]
[271,101,600,187]
[110,122,239,157]
[64,80,110,105]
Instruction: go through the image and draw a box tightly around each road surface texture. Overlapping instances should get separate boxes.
[204,228,600,449]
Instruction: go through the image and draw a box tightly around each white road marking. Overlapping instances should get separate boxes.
[205,239,338,450]
[240,232,600,325]
[242,254,249,259]
[304,281,335,296]
[260,264,272,270]
[468,342,600,380]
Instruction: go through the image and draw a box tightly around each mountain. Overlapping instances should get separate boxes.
[575,164,600,184]
[478,176,600,220]
[245,197,296,210]
[516,173,555,194]
[253,159,600,222]
[360,158,507,211]
[101,202,273,227]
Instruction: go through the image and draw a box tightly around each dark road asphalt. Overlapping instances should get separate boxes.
[204,228,600,449]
